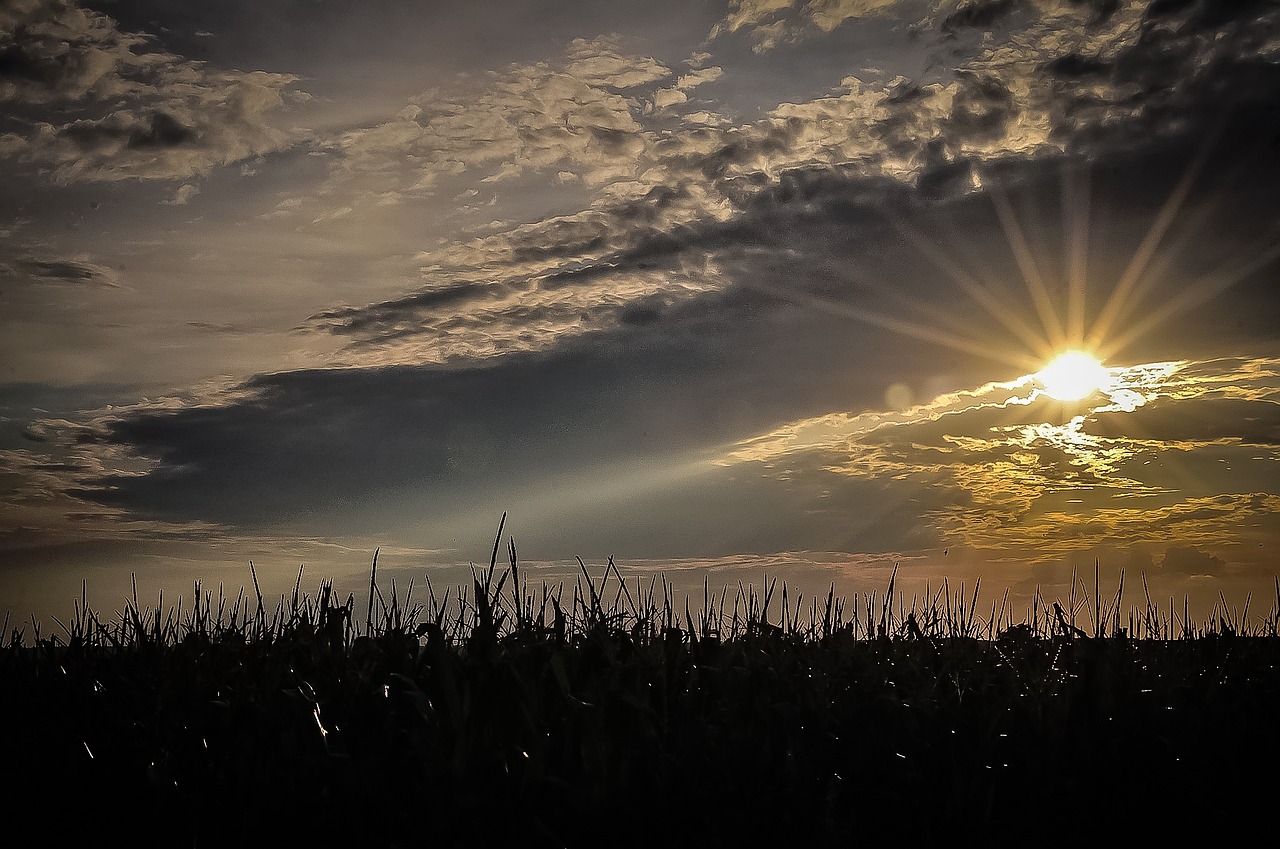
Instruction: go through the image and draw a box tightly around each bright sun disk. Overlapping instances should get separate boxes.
[1036,351,1111,401]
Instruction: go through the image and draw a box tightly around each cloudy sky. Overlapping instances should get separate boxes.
[3,0,1280,625]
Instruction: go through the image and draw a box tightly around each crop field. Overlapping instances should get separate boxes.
[5,538,1279,846]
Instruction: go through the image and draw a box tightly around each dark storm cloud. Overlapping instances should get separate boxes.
[941,0,1021,34]
[0,0,299,182]
[1143,0,1196,19]
[615,294,671,327]
[1151,0,1272,31]
[1040,3,1280,157]
[75,278,970,559]
[1089,398,1280,445]
[916,156,979,199]
[1158,545,1225,575]
[19,427,48,443]
[125,111,195,148]
[0,38,72,87]
[1041,53,1110,79]
[56,109,195,152]
[4,255,120,286]
[83,288,899,528]
[946,73,1014,143]
[311,282,508,336]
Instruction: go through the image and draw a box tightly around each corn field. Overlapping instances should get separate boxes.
[4,528,1278,846]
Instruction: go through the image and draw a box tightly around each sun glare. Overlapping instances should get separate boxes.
[1036,351,1111,401]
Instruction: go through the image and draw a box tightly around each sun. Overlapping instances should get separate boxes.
[1036,351,1111,401]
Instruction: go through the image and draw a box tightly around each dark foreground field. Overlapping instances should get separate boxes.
[5,550,1279,846]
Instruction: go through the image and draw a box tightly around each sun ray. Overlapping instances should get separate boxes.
[845,265,1001,345]
[1112,197,1219,310]
[1101,238,1280,361]
[738,277,1043,372]
[1061,159,1091,345]
[1086,143,1212,350]
[1106,138,1278,349]
[885,209,1050,358]
[988,181,1067,351]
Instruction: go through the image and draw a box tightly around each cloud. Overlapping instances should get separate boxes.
[285,0,1280,377]
[711,0,924,51]
[47,155,1280,562]
[15,0,1280,575]
[161,182,200,205]
[716,1,1279,194]
[58,228,966,537]
[711,0,909,51]
[1159,544,1226,576]
[563,36,671,88]
[1090,397,1280,446]
[941,0,1021,34]
[719,0,799,35]
[0,0,300,182]
[2,255,120,287]
[808,0,910,29]
[721,353,1280,560]
[945,72,1016,143]
[0,0,142,103]
[296,75,943,365]
[307,50,1280,373]
[304,247,724,367]
[74,123,1278,547]
[651,86,689,110]
[313,35,669,210]
[650,65,724,111]
[61,318,950,560]
[702,0,1280,182]
[0,410,232,559]
[709,0,1127,53]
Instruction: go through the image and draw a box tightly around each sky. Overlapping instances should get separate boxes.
[3,0,1280,628]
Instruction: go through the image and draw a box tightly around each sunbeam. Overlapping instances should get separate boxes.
[1061,159,1091,346]
[885,209,1050,359]
[736,276,1043,372]
[1102,238,1280,360]
[989,181,1068,351]
[1086,144,1212,351]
